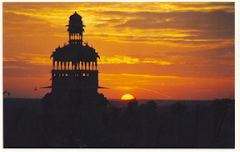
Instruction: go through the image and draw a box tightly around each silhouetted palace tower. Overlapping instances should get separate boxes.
[42,12,108,119]
[51,12,99,93]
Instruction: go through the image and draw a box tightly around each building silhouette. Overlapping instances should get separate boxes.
[42,12,108,123]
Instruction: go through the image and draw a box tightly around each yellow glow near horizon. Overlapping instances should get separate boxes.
[121,94,135,101]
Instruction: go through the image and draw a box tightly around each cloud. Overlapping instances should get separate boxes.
[3,57,18,62]
[3,66,23,69]
[3,3,234,48]
[3,53,52,70]
[94,9,234,47]
[112,85,172,98]
[99,55,139,64]
[120,73,179,79]
[113,86,139,90]
[138,87,172,99]
[3,60,52,78]
[170,45,235,62]
[98,55,172,65]
[142,58,172,65]
[173,2,234,12]
[99,73,179,79]
[18,53,52,65]
[113,10,234,37]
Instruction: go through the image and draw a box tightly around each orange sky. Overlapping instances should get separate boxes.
[2,2,235,100]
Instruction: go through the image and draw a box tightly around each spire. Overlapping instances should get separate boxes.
[68,11,85,45]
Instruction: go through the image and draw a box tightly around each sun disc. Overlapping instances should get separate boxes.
[121,94,135,101]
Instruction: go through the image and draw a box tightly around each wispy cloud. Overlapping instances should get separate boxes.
[120,73,179,79]
[99,55,139,64]
[113,86,139,90]
[3,53,52,68]
[99,55,172,65]
[3,57,18,61]
[3,2,234,47]
[138,87,172,99]
[99,73,180,80]
[112,85,172,98]
[143,58,171,65]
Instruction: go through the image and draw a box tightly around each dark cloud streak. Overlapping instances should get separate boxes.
[96,10,234,40]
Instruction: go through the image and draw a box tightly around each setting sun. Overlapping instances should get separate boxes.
[121,94,135,101]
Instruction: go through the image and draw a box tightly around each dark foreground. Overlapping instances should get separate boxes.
[3,98,234,148]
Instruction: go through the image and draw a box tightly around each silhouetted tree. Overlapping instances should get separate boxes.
[146,100,157,108]
[170,102,186,115]
[98,93,109,114]
[125,99,138,116]
[211,98,234,147]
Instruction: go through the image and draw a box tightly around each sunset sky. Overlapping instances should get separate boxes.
[2,2,235,100]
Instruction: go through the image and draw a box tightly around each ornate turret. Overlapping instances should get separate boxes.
[67,11,85,45]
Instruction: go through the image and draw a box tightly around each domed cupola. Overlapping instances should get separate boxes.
[67,11,85,45]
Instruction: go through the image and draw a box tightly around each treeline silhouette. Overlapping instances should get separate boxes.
[3,98,234,148]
